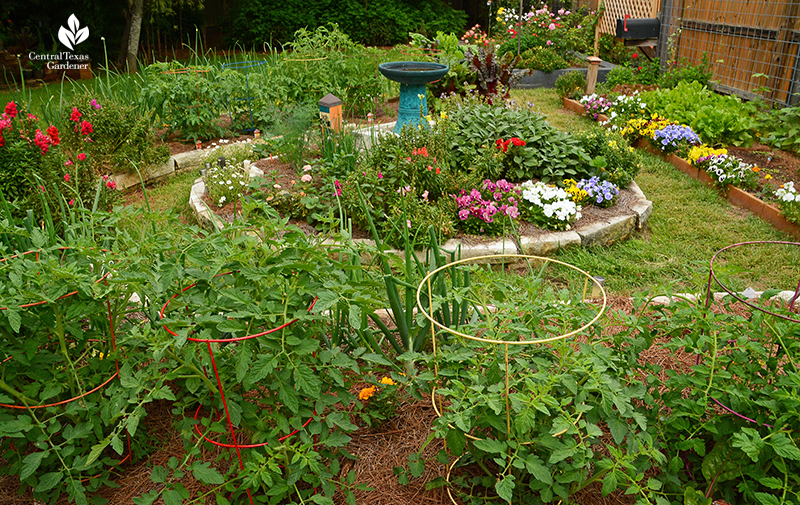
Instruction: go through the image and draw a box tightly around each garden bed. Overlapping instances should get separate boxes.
[563,97,800,239]
[189,154,653,261]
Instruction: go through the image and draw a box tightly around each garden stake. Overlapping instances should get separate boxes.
[700,240,800,429]
[161,272,319,503]
[418,254,607,503]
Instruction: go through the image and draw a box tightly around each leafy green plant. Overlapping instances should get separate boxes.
[573,128,641,189]
[519,46,569,72]
[447,102,590,183]
[642,81,757,146]
[555,70,586,99]
[60,93,169,176]
[138,62,230,142]
[660,53,713,89]
[406,266,662,504]
[645,296,800,505]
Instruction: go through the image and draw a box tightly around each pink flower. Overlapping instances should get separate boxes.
[421,190,429,201]
[406,219,411,229]
[106,180,117,190]
[547,40,553,46]
[4,102,18,119]
[64,160,73,166]
[301,173,312,183]
[64,174,70,182]
[548,23,556,30]
[334,180,342,196]
[377,171,383,179]
[27,113,37,121]
[91,99,102,109]
[39,185,45,192]
[77,153,86,161]
[68,199,74,206]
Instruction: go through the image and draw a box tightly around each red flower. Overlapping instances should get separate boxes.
[34,129,51,154]
[70,107,82,122]
[638,67,642,71]
[511,137,526,147]
[77,152,86,161]
[632,53,638,59]
[64,173,70,182]
[47,125,59,145]
[0,132,3,147]
[80,120,93,136]
[4,102,17,119]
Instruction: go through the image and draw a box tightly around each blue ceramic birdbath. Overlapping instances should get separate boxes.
[378,61,449,134]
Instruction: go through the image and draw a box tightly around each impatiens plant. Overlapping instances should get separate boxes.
[519,180,582,230]
[455,179,521,235]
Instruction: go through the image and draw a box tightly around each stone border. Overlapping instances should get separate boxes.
[188,163,653,265]
[562,97,800,240]
[111,150,208,191]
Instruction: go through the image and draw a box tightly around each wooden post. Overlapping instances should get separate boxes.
[586,56,602,94]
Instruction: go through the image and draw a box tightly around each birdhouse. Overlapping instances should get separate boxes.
[318,93,342,132]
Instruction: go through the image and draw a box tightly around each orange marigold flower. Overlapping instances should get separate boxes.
[379,377,394,386]
[358,386,376,401]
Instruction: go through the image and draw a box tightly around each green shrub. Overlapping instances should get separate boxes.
[447,102,590,183]
[573,128,641,188]
[61,94,169,176]
[519,46,569,72]
[659,53,713,88]
[555,70,586,99]
[229,0,467,46]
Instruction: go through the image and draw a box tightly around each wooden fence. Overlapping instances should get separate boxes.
[657,0,800,106]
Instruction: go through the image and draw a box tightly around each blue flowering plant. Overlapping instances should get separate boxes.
[577,176,619,208]
[652,124,701,155]
[455,179,521,235]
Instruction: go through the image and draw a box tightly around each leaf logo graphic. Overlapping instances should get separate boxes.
[58,14,89,50]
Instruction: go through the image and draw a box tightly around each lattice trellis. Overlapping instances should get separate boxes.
[599,0,660,35]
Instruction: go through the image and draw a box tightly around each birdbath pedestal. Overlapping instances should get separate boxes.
[378,61,449,134]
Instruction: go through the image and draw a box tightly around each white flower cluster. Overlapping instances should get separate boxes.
[205,161,249,207]
[776,181,798,203]
[603,92,647,128]
[705,155,755,185]
[201,139,256,167]
[520,180,581,229]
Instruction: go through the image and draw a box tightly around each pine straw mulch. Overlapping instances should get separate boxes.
[0,294,786,505]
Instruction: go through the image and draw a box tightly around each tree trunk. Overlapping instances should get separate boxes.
[118,5,131,69]
[126,0,144,73]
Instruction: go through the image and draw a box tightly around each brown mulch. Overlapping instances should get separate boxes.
[726,142,800,189]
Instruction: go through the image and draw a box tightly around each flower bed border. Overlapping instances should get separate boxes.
[562,97,800,240]
[189,172,653,264]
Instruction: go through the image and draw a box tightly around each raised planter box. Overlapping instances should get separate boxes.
[514,58,616,90]
[564,97,800,240]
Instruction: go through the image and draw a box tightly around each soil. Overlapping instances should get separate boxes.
[725,143,800,190]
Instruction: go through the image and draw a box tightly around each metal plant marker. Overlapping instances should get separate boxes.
[378,61,449,134]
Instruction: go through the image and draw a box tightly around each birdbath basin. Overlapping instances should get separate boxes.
[378,61,449,134]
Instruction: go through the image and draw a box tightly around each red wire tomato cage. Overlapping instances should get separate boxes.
[0,248,131,477]
[160,270,319,505]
